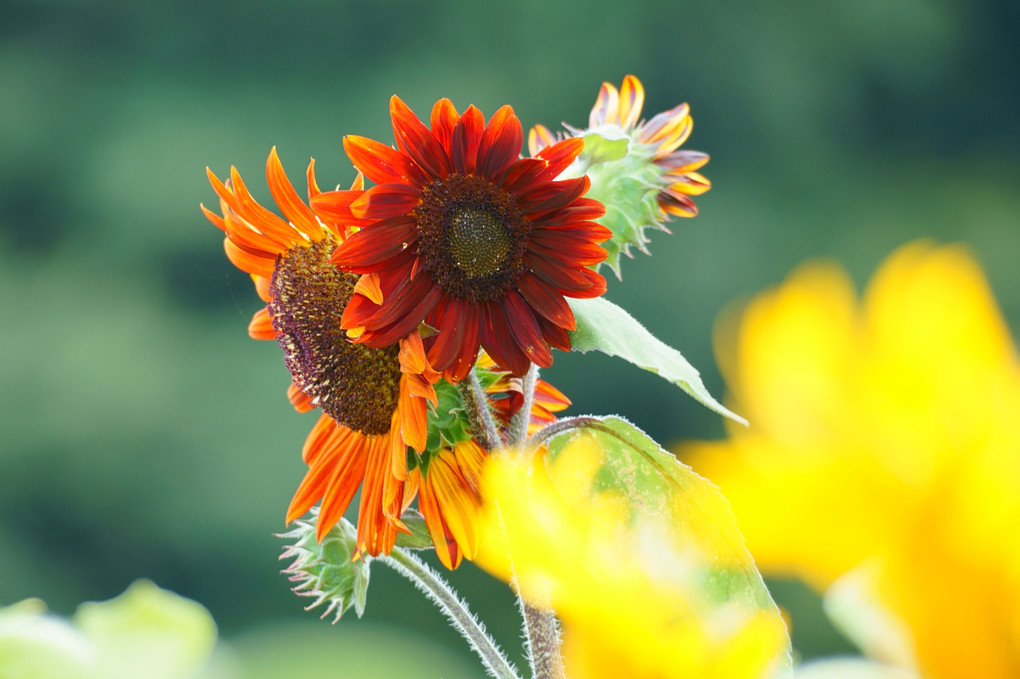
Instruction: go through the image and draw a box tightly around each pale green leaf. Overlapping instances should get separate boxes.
[73,579,218,679]
[567,297,748,425]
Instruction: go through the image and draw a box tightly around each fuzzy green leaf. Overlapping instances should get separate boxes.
[566,297,747,425]
[542,416,792,677]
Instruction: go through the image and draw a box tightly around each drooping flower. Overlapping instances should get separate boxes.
[311,97,611,380]
[530,75,711,275]
[682,241,1020,678]
[202,149,439,558]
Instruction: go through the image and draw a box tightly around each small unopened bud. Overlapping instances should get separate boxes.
[278,512,371,622]
[530,75,711,278]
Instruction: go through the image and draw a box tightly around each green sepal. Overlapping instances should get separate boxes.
[566,296,747,425]
[424,381,474,463]
[278,513,371,621]
[422,363,503,468]
[569,131,670,278]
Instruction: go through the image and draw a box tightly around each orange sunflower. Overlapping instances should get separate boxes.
[311,96,611,381]
[414,365,571,569]
[530,74,710,219]
[202,148,440,557]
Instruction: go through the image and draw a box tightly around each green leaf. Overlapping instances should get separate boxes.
[542,416,792,677]
[394,509,435,550]
[74,580,218,679]
[566,296,747,425]
[0,582,219,679]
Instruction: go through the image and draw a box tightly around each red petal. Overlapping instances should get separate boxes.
[517,176,591,214]
[343,135,426,186]
[288,382,315,413]
[567,268,607,299]
[361,278,443,347]
[536,220,613,242]
[536,314,572,352]
[331,216,418,269]
[480,301,530,376]
[528,198,606,227]
[311,189,372,227]
[451,105,484,175]
[535,137,585,181]
[390,96,452,180]
[501,291,553,368]
[515,273,576,330]
[223,238,275,278]
[350,183,421,220]
[523,250,598,294]
[530,231,608,266]
[248,307,276,339]
[477,105,523,180]
[499,158,548,195]
[426,298,479,380]
[430,98,460,155]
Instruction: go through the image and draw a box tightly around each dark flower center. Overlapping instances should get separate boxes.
[448,208,511,277]
[268,237,402,436]
[413,173,530,302]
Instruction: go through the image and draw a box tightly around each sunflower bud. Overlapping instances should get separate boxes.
[530,75,710,278]
[279,513,371,622]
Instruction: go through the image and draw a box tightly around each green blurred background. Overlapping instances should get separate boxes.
[2,0,1018,672]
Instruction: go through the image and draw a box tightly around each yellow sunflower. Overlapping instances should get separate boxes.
[683,241,1020,678]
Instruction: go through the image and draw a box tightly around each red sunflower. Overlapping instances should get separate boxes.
[202,149,440,557]
[311,96,611,381]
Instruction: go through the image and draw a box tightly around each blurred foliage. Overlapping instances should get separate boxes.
[1,0,1018,669]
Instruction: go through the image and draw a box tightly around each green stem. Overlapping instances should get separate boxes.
[520,597,566,679]
[457,369,503,451]
[507,364,538,447]
[381,548,521,679]
[460,364,567,678]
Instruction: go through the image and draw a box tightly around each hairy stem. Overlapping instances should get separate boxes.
[457,369,503,452]
[507,364,539,447]
[381,548,521,679]
[520,598,566,679]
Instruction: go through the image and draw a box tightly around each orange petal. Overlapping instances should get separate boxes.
[287,382,315,413]
[248,307,276,340]
[398,377,428,452]
[589,81,619,127]
[618,75,645,129]
[528,124,557,156]
[266,147,322,240]
[352,272,384,305]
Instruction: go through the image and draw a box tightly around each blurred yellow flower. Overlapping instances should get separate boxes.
[475,428,791,679]
[683,241,1020,678]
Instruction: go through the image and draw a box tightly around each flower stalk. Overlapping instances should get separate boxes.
[381,547,521,679]
[459,367,567,679]
[456,369,504,451]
